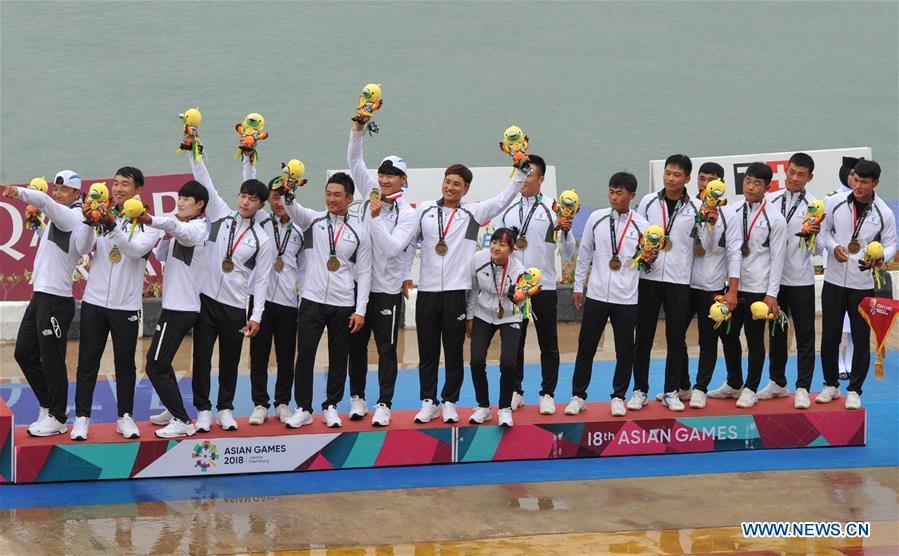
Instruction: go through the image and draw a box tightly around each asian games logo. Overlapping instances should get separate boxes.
[192,440,219,472]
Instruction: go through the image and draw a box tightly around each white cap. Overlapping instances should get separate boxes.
[54,170,82,190]
[379,155,407,175]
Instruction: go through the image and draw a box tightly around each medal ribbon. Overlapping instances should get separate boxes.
[851,198,872,243]
[781,190,805,223]
[660,194,684,237]
[227,216,253,260]
[437,205,458,242]
[518,194,541,237]
[271,216,293,258]
[491,258,509,313]
[742,200,767,246]
[609,210,634,257]
[327,215,347,257]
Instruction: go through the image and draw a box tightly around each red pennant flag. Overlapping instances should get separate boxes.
[858,297,899,379]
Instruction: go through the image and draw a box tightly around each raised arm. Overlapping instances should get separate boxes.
[75,223,96,256]
[283,198,319,231]
[154,238,170,262]
[17,188,83,232]
[558,224,577,260]
[148,215,208,247]
[470,169,527,225]
[190,158,231,221]
[347,128,377,200]
[108,223,161,259]
[242,156,256,182]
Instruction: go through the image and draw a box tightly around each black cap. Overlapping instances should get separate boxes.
[839,156,864,187]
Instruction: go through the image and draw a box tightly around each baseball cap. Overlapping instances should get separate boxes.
[378,156,407,176]
[54,170,82,190]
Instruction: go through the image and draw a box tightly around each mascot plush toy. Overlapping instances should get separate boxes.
[552,189,580,241]
[708,295,733,334]
[699,179,728,230]
[351,83,383,135]
[178,107,203,161]
[796,199,825,251]
[235,113,268,165]
[123,197,146,240]
[271,159,308,204]
[85,182,111,234]
[499,126,530,172]
[630,224,664,273]
[24,177,48,233]
[751,301,788,336]
[861,241,886,290]
[512,267,542,320]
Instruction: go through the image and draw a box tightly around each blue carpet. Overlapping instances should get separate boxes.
[0,351,895,510]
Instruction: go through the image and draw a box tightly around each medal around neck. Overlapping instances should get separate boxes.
[435,240,449,256]
[109,246,122,263]
[222,258,235,273]
[516,236,528,250]
[609,255,622,271]
[327,256,340,272]
[273,257,285,272]
[847,239,861,254]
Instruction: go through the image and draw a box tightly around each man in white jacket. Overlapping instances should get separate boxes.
[72,167,162,440]
[3,171,86,436]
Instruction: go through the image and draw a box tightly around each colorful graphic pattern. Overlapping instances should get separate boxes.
[12,408,864,483]
[0,397,12,483]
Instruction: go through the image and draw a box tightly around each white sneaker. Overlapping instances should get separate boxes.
[757,380,790,400]
[469,407,493,424]
[249,405,268,425]
[736,388,758,408]
[845,391,862,410]
[498,408,513,427]
[539,395,556,415]
[217,409,239,431]
[70,416,90,440]
[442,401,459,423]
[610,398,626,417]
[511,392,525,411]
[155,419,196,438]
[626,390,648,411]
[286,409,313,429]
[708,383,742,399]
[662,391,685,412]
[30,407,50,428]
[654,388,693,402]
[195,410,213,432]
[323,405,342,428]
[371,403,391,427]
[794,388,811,409]
[689,390,707,409]
[275,404,291,423]
[116,414,140,438]
[27,414,67,437]
[349,396,369,420]
[815,386,841,404]
[414,399,440,424]
[149,409,173,426]
[564,396,586,415]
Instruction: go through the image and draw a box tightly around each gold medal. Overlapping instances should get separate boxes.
[222,258,235,273]
[327,256,340,272]
[369,190,382,203]
[497,306,505,319]
[516,236,528,250]
[273,257,284,272]
[847,239,861,254]
[109,247,122,263]
[662,237,673,251]
[695,244,706,257]
[435,240,448,256]
[741,243,750,257]
[609,255,622,271]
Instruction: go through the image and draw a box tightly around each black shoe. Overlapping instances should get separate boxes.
[838,371,850,381]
